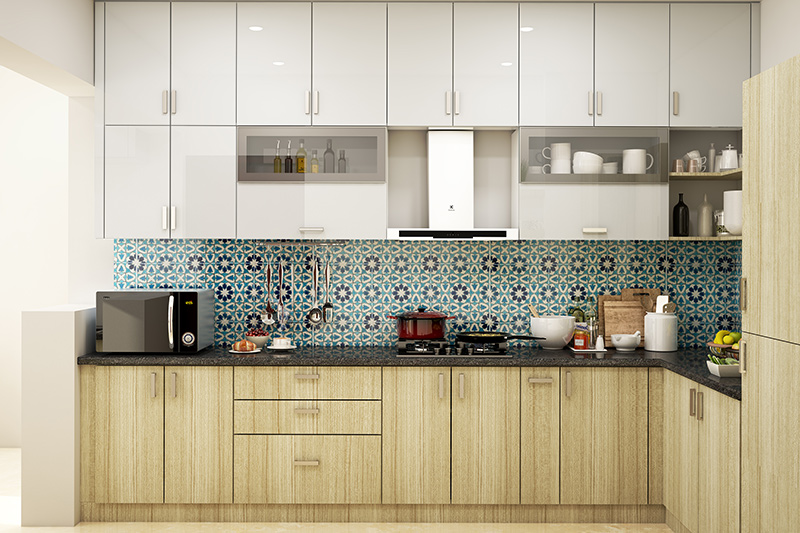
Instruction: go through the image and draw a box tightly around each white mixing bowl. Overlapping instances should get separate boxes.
[530,316,576,350]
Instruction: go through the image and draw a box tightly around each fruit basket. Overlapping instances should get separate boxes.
[707,342,739,359]
[706,359,741,378]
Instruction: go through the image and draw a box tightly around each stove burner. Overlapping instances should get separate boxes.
[396,339,511,357]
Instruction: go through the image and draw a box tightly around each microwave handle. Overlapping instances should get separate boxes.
[168,295,174,349]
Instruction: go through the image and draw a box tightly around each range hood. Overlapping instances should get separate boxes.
[387,130,518,240]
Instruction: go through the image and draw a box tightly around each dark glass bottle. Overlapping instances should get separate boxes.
[284,140,293,174]
[673,193,690,237]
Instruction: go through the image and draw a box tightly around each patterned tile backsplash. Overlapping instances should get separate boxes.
[113,239,741,348]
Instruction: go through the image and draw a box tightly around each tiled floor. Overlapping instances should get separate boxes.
[0,448,670,533]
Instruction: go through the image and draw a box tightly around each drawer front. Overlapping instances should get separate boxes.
[234,400,381,435]
[234,367,381,400]
[233,435,381,504]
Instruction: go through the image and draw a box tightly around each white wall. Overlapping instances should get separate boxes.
[760,0,800,71]
[0,0,94,85]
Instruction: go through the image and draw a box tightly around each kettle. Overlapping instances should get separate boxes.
[720,144,739,171]
[644,312,678,352]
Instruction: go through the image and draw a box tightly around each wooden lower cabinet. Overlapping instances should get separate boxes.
[233,435,381,504]
[664,371,740,533]
[451,367,520,505]
[382,367,450,504]
[560,367,649,505]
[520,368,561,504]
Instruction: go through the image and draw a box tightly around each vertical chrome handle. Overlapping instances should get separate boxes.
[168,294,174,349]
[171,372,177,398]
[162,206,168,230]
[151,372,157,398]
[740,277,747,311]
[689,388,696,417]
[445,91,452,116]
[458,373,465,399]
[740,339,747,374]
[697,391,704,421]
[313,91,319,115]
[588,91,594,116]
[438,372,444,399]
[596,91,603,116]
[454,91,460,115]
[673,91,679,116]
[162,90,168,114]
[305,91,311,115]
[171,90,176,115]
[565,371,572,398]
[170,206,176,231]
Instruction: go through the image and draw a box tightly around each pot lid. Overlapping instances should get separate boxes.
[394,306,450,320]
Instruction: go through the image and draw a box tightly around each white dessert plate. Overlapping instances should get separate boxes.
[267,345,297,350]
[229,348,262,354]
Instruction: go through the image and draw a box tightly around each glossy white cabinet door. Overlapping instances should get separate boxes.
[171,127,236,239]
[520,3,594,127]
[453,3,518,127]
[104,126,170,238]
[387,3,453,127]
[238,3,312,126]
[236,183,304,240]
[594,4,669,127]
[312,3,387,126]
[171,3,236,126]
[105,2,170,125]
[670,3,750,127]
[304,183,387,239]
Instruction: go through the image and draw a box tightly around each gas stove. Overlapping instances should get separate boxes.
[396,339,511,357]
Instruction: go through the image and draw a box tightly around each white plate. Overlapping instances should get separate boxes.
[229,348,262,354]
[570,347,607,353]
[267,344,297,350]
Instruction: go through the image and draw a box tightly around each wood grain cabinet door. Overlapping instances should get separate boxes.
[164,366,233,504]
[560,367,648,505]
[382,367,451,504]
[663,371,699,532]
[451,367,520,505]
[520,368,561,504]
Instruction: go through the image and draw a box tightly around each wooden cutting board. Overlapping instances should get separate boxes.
[604,301,647,347]
[597,294,623,338]
[621,288,661,313]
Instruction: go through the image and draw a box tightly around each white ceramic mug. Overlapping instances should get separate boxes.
[691,157,707,172]
[551,159,571,174]
[622,149,655,174]
[602,162,619,174]
[542,143,571,161]
[272,336,291,348]
[724,190,743,235]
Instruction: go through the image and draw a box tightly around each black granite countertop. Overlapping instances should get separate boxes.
[78,345,741,400]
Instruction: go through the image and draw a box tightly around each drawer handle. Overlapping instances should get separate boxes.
[582,227,608,235]
[565,371,572,398]
[299,227,324,234]
[150,372,157,398]
[438,372,444,399]
[294,373,320,380]
[294,460,320,467]
[458,372,465,399]
[697,391,704,421]
[528,377,553,384]
[294,408,320,414]
[689,388,696,417]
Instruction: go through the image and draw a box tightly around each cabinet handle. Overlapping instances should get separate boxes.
[438,372,444,399]
[528,377,554,384]
[299,227,324,234]
[305,91,311,115]
[596,91,603,116]
[740,339,747,374]
[171,372,177,398]
[171,90,176,115]
[740,277,747,311]
[150,372,157,398]
[162,90,168,114]
[565,371,572,398]
[588,91,594,116]
[313,91,319,115]
[673,91,679,116]
[294,373,320,380]
[458,372,465,399]
[170,206,176,231]
[697,391,704,421]
[582,227,608,235]
[454,91,460,115]
[293,460,319,467]
[294,407,320,414]
[162,206,168,230]
[445,91,452,116]
[689,387,696,417]
[167,294,174,349]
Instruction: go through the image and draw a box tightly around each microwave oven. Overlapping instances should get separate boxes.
[96,290,214,354]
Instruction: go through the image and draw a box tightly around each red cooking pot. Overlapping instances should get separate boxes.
[387,307,456,340]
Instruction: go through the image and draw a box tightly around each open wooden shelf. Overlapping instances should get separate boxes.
[669,235,742,241]
[669,169,742,181]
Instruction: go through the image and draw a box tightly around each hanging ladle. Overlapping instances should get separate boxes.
[322,260,334,323]
[261,263,275,325]
[306,258,323,325]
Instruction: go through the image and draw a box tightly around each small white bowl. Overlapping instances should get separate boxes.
[706,360,741,378]
[245,335,270,348]
[573,163,603,174]
[531,316,576,350]
[573,151,603,164]
[611,331,641,352]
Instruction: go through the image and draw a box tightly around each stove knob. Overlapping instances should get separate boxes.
[467,346,474,355]
[438,346,448,355]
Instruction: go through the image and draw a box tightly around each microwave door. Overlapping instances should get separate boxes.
[99,292,174,352]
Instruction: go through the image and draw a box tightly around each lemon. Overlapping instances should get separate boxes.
[722,334,734,345]
[732,343,740,350]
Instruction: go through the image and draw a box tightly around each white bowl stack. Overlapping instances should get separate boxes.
[573,151,604,174]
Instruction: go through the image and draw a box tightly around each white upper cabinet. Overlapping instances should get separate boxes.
[105,2,171,125]
[170,127,236,239]
[237,3,313,126]
[387,3,453,127]
[594,3,670,127]
[670,3,751,127]
[171,3,236,126]
[312,3,387,126]
[519,3,594,127]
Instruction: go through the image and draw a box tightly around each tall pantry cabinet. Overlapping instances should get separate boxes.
[741,54,800,532]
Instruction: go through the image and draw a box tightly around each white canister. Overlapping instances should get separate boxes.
[724,190,742,236]
[644,312,678,352]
